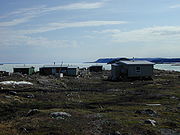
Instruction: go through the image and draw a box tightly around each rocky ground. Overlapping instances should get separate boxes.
[0,70,179,135]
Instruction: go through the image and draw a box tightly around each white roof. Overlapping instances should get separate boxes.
[41,65,68,68]
[118,60,154,65]
[14,66,34,69]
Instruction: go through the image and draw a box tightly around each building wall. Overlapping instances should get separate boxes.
[39,68,52,75]
[14,68,34,75]
[89,66,103,72]
[67,68,78,76]
[111,65,121,80]
[29,68,35,75]
[127,65,153,77]
[111,64,153,80]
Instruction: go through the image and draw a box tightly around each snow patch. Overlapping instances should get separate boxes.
[0,81,33,85]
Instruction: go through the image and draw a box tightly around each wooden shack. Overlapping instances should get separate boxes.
[13,66,35,75]
[39,65,68,75]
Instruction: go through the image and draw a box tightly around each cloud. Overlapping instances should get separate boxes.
[2,2,104,18]
[0,16,33,27]
[20,21,127,34]
[0,29,77,48]
[169,4,180,9]
[0,2,105,26]
[95,26,180,44]
[47,2,104,11]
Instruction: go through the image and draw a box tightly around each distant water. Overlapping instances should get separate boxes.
[0,63,180,73]
[154,64,180,72]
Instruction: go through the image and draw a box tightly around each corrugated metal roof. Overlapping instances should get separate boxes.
[118,60,154,65]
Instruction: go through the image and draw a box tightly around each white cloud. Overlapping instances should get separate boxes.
[169,4,180,9]
[96,26,180,44]
[0,16,33,27]
[20,21,127,34]
[2,2,104,18]
[47,2,104,11]
[0,2,105,27]
[0,29,77,48]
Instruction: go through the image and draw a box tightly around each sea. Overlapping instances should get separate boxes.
[0,63,180,73]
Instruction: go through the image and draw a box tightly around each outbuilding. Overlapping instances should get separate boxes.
[111,60,154,80]
[39,65,68,75]
[13,66,35,75]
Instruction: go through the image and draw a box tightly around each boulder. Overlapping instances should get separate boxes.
[9,91,17,95]
[26,94,35,98]
[50,112,71,119]
[135,109,157,116]
[144,119,157,126]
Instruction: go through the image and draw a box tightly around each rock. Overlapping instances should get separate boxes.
[144,109,157,116]
[50,112,71,119]
[4,95,11,99]
[26,109,39,117]
[146,104,161,106]
[160,128,179,135]
[135,109,157,116]
[107,131,121,135]
[19,127,29,133]
[26,94,35,98]
[115,131,121,135]
[9,91,17,95]
[144,119,157,126]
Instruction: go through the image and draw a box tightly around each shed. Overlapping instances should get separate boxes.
[88,65,103,72]
[13,66,35,75]
[39,65,68,75]
[67,67,79,76]
[111,60,154,80]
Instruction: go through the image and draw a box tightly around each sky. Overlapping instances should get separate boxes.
[0,0,180,63]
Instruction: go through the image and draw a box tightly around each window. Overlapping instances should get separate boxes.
[136,66,141,73]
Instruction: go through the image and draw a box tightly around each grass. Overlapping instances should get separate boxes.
[0,70,179,134]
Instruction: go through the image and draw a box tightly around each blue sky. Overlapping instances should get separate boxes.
[0,0,180,63]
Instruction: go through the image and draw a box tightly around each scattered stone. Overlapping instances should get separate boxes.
[50,112,71,119]
[4,95,11,99]
[144,119,157,126]
[9,91,17,95]
[160,128,179,135]
[107,131,121,135]
[86,113,103,119]
[146,104,161,106]
[170,96,178,100]
[135,109,157,116]
[19,127,29,134]
[26,94,35,98]
[26,109,39,117]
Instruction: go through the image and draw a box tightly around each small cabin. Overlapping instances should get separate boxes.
[88,65,103,72]
[39,65,68,75]
[13,66,35,75]
[111,60,154,80]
